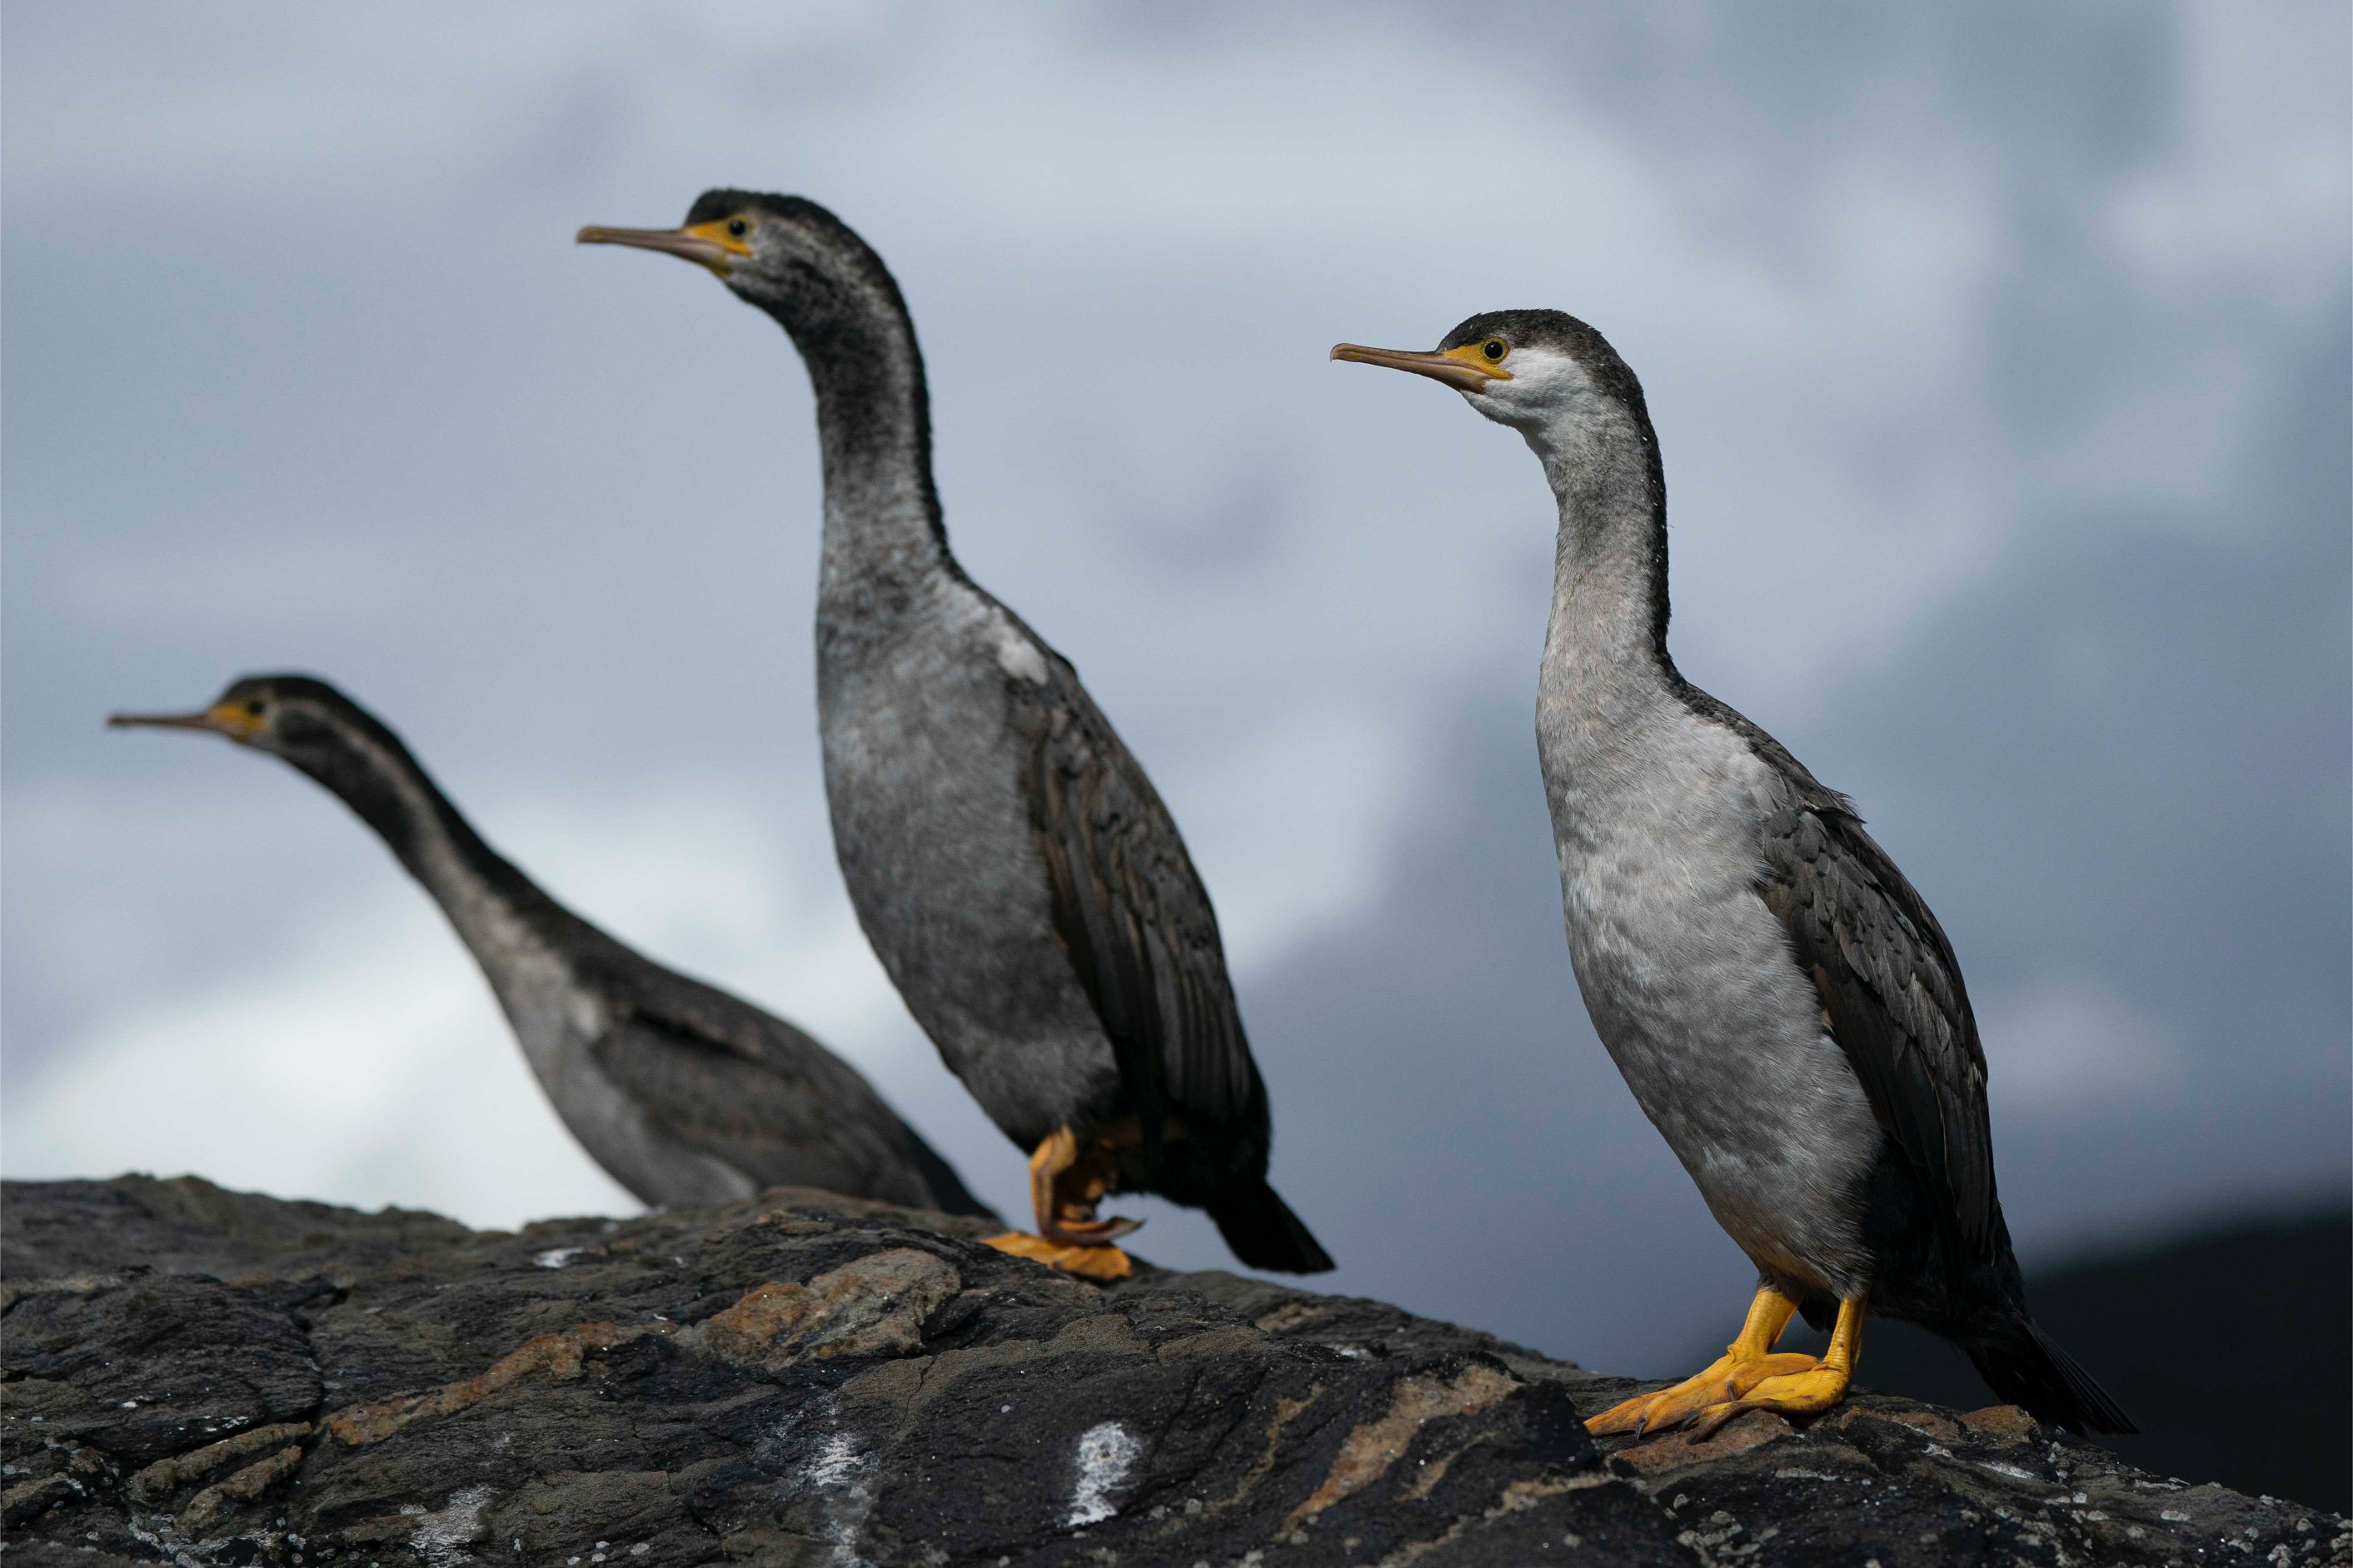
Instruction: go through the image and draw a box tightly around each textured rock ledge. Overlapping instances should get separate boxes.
[2,1177,2342,1566]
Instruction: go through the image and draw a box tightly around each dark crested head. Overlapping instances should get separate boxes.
[1332,307,1651,439]
[109,673,403,771]
[110,673,459,860]
[1438,309,1630,379]
[578,188,907,340]
[681,187,829,231]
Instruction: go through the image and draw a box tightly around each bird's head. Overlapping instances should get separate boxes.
[1332,309,1648,451]
[110,674,369,771]
[578,190,903,345]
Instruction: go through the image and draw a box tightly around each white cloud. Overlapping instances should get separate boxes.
[2101,2,2349,311]
[4,880,636,1229]
[1,776,896,1229]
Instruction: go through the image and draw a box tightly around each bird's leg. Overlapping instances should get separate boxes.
[1683,1292,1865,1441]
[1584,1285,1821,1436]
[1036,1122,1143,1246]
[1028,1125,1080,1235]
[981,1125,1136,1282]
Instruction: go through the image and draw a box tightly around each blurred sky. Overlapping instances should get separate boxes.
[4,2,2347,1379]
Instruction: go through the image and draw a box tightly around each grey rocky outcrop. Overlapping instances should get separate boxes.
[3,1176,2342,1566]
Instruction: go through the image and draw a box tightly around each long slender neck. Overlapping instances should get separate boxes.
[1530,396,1676,708]
[292,725,582,973]
[779,291,955,628]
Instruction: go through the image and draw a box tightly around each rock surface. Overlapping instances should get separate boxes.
[2,1176,2343,1566]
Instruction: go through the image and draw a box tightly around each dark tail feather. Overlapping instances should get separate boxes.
[1209,1179,1334,1274]
[1965,1315,2135,1434]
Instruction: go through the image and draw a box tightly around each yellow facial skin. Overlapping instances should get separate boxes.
[576,217,754,278]
[1329,340,1513,392]
[684,220,755,257]
[203,700,267,739]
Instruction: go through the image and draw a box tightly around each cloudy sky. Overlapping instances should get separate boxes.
[5,2,2346,1376]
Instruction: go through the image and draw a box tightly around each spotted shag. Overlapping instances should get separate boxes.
[580,195,1331,1279]
[1333,315,2129,1436]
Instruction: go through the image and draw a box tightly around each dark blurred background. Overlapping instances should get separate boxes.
[5,1,2346,1512]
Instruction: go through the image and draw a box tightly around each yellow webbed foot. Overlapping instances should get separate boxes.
[1679,1292,1868,1442]
[982,1231,1134,1282]
[1585,1351,1821,1436]
[1047,1242,1134,1282]
[1685,1361,1852,1442]
[1588,1283,1807,1436]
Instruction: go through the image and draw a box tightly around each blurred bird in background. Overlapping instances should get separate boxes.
[112,674,993,1221]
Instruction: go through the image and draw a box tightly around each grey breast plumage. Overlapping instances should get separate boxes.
[1671,680,1999,1268]
[820,582,1277,1193]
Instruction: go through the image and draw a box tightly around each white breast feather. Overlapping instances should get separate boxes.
[991,615,1049,683]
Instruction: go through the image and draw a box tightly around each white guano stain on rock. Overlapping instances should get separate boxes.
[808,1431,863,1490]
[1066,1421,1143,1527]
[410,1483,495,1567]
[532,1247,586,1270]
[800,1430,877,1568]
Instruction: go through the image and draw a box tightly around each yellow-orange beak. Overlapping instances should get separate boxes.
[1329,341,1511,392]
[107,702,264,740]
[576,220,750,278]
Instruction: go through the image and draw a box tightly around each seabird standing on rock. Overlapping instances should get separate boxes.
[111,674,992,1221]
[579,193,1332,1281]
[1333,313,2131,1436]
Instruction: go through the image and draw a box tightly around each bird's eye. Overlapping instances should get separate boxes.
[1483,338,1507,361]
[726,217,749,239]
[246,700,267,718]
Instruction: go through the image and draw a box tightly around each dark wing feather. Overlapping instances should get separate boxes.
[1009,636,1266,1154]
[581,961,989,1215]
[1756,792,1997,1261]
[1680,687,1997,1260]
